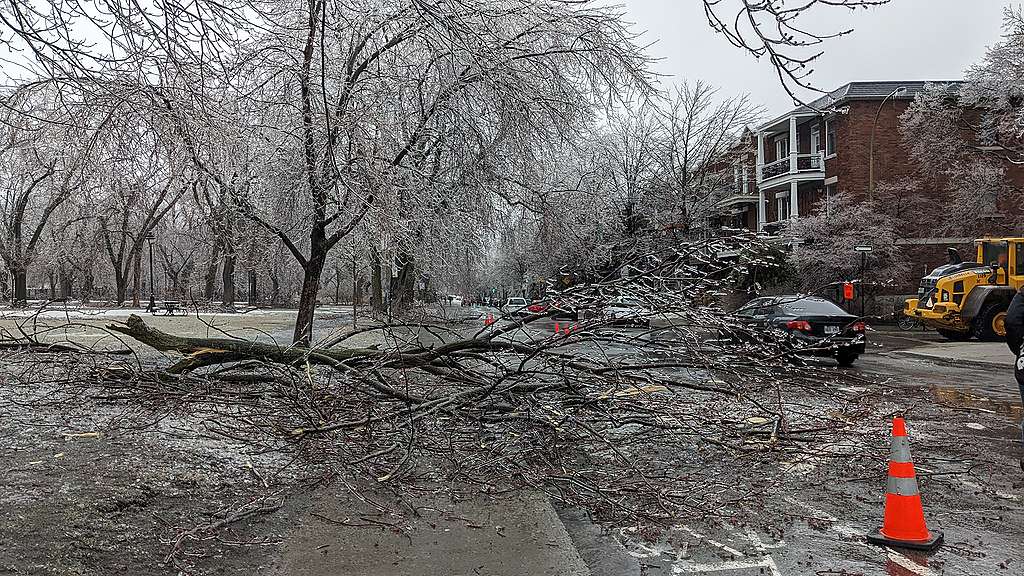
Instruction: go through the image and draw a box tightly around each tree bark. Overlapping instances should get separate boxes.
[293,253,327,345]
[108,314,377,374]
[222,252,236,307]
[204,241,221,301]
[370,254,383,313]
[389,253,415,315]
[82,269,94,303]
[248,270,258,305]
[270,271,280,307]
[11,268,27,306]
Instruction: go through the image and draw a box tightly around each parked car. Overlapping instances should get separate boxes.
[601,296,651,327]
[446,294,464,306]
[731,295,866,366]
[503,297,529,316]
[527,301,549,314]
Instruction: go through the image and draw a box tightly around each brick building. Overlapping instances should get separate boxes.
[750,81,956,230]
[706,80,1024,292]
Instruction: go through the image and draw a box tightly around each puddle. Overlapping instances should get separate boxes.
[930,385,1023,418]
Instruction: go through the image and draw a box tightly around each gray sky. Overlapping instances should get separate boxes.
[619,0,1010,117]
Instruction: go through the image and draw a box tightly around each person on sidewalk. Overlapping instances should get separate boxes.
[1005,286,1024,451]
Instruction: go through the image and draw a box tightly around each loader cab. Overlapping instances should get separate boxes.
[976,238,1023,288]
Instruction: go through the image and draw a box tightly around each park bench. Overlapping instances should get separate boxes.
[155,300,187,316]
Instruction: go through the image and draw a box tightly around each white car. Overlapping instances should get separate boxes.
[503,297,529,316]
[602,297,651,326]
[446,294,464,306]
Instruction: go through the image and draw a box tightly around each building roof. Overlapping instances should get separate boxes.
[758,80,963,131]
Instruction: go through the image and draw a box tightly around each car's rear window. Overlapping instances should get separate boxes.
[779,298,847,315]
[508,298,526,305]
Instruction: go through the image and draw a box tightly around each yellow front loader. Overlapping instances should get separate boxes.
[904,238,1024,341]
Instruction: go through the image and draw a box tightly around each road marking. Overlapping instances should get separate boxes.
[786,497,940,576]
[887,550,940,576]
[677,525,745,558]
[673,556,781,575]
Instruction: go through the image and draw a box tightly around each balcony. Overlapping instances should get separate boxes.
[757,152,825,184]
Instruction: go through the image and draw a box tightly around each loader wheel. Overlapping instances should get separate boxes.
[936,328,972,341]
[972,303,1009,342]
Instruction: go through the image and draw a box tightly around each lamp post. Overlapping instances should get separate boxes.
[854,245,873,318]
[868,86,907,202]
[145,232,156,313]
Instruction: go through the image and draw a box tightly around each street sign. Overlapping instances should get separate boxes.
[854,245,873,253]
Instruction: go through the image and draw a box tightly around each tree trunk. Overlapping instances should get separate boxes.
[270,271,280,307]
[370,254,383,313]
[11,268,27,306]
[82,270,93,303]
[389,254,415,315]
[248,270,258,306]
[204,242,221,301]
[60,273,73,299]
[293,253,327,345]
[222,253,236,307]
[114,269,128,306]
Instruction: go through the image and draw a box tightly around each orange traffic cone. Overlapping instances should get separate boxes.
[484,313,494,326]
[866,417,943,550]
[554,322,560,333]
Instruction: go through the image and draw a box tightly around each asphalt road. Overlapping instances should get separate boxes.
[1,309,1022,576]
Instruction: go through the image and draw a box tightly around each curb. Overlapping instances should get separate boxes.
[895,350,1015,371]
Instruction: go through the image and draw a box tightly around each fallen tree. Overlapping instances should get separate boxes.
[1,235,882,568]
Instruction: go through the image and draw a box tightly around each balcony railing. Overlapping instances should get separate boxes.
[757,152,825,182]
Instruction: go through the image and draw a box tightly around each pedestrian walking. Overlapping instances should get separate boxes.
[1005,286,1024,454]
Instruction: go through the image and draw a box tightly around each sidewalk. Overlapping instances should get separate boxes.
[271,489,589,576]
[897,340,1017,368]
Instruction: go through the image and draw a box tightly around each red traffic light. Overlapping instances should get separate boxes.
[843,282,855,301]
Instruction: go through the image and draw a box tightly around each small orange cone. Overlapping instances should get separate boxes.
[554,322,560,333]
[866,417,943,550]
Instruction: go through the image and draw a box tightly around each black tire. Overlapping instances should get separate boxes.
[972,302,1009,342]
[897,315,918,331]
[936,328,972,341]
[836,350,859,367]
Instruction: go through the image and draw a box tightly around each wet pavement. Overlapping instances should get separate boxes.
[1,311,1022,575]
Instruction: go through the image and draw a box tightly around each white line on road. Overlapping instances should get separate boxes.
[673,556,781,576]
[785,496,940,576]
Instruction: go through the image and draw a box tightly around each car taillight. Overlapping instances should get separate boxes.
[786,320,812,332]
[852,321,866,332]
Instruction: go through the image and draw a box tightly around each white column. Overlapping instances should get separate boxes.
[756,132,766,231]
[756,131,765,183]
[788,116,798,174]
[790,181,799,220]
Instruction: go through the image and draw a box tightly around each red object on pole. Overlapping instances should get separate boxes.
[843,282,855,301]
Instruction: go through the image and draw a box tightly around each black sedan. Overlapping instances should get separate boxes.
[731,295,866,366]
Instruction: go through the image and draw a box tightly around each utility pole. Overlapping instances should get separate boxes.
[854,245,873,318]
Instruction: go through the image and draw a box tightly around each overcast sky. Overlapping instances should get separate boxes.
[619,0,1011,118]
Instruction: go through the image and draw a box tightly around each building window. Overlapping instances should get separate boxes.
[777,196,790,221]
[734,164,742,192]
[811,124,821,154]
[775,135,789,160]
[825,183,837,216]
[825,120,837,156]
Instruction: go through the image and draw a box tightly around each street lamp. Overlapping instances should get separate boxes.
[868,86,907,202]
[145,232,156,313]
[854,245,873,318]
